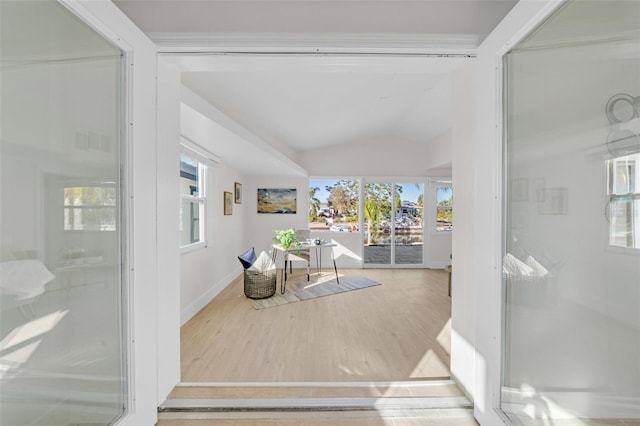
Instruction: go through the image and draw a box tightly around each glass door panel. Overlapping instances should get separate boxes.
[1,1,127,425]
[395,183,424,265]
[364,182,424,266]
[502,1,640,424]
[363,182,393,265]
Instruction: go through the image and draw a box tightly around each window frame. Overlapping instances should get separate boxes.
[606,154,640,251]
[179,142,209,253]
[432,180,453,233]
[308,177,361,233]
[63,182,118,232]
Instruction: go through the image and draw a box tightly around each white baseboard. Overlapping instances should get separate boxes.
[502,387,640,419]
[181,266,242,326]
[450,372,474,405]
[427,261,451,269]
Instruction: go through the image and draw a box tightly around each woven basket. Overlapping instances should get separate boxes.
[244,268,277,299]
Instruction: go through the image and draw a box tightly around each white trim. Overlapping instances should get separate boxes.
[502,388,640,420]
[427,261,450,269]
[180,267,242,326]
[180,241,206,255]
[175,379,457,388]
[150,32,480,55]
[159,396,472,410]
[181,135,221,166]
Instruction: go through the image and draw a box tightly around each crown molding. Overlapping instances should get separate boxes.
[149,32,480,55]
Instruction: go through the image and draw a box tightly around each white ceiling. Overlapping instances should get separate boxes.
[113,0,517,175]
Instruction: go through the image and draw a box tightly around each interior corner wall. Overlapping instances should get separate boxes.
[424,129,453,172]
[179,161,246,324]
[450,60,477,402]
[179,103,247,325]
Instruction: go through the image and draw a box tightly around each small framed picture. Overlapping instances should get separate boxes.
[234,182,242,204]
[224,191,233,215]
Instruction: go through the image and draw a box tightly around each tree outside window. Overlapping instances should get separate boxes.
[436,186,453,232]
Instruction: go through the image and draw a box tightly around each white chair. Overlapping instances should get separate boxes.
[286,229,311,281]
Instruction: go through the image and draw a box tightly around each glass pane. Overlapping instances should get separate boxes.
[436,186,453,231]
[64,185,117,231]
[1,1,126,424]
[180,154,200,196]
[395,183,423,265]
[309,179,359,232]
[363,182,392,265]
[502,1,640,424]
[180,200,202,246]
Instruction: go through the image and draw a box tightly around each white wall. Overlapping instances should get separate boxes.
[450,60,477,402]
[298,136,430,177]
[179,97,248,325]
[156,59,182,403]
[424,129,453,172]
[244,175,311,254]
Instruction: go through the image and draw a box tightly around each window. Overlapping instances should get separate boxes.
[607,153,640,249]
[436,185,453,232]
[309,179,359,232]
[180,147,207,249]
[64,184,117,231]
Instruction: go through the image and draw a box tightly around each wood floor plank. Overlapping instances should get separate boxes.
[180,269,451,383]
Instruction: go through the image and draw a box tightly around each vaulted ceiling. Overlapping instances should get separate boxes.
[113,0,517,174]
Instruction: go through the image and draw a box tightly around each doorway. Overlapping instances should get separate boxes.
[363,181,425,267]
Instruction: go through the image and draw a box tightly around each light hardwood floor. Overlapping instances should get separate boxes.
[180,268,452,383]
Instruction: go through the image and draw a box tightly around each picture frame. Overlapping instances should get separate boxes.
[257,188,297,214]
[224,191,233,215]
[234,182,242,204]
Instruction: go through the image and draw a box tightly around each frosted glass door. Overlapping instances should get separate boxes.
[1,1,127,425]
[502,1,640,424]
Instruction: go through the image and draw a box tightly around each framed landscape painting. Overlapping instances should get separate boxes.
[257,188,297,214]
[224,191,233,215]
[234,182,242,204]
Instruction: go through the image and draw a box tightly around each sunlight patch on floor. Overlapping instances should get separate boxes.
[409,349,448,378]
[437,318,451,356]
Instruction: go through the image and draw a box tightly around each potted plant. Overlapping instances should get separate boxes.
[273,228,299,250]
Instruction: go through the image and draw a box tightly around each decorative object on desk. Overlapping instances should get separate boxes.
[224,191,233,215]
[248,273,381,310]
[314,238,322,245]
[239,250,276,299]
[257,188,297,214]
[234,182,242,204]
[273,228,299,250]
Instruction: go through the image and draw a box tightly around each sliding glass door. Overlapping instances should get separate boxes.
[363,181,424,266]
[502,1,640,423]
[1,1,127,425]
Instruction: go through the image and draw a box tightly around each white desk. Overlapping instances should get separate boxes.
[271,241,339,294]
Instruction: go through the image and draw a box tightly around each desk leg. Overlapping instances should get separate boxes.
[281,253,288,294]
[331,249,339,284]
[273,250,287,294]
[314,248,321,275]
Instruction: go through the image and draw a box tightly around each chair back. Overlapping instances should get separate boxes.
[295,229,310,242]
